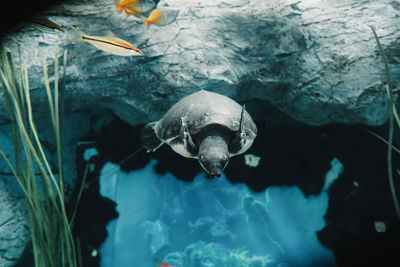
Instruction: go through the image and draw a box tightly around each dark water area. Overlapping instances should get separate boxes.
[71,116,400,267]
[0,0,64,35]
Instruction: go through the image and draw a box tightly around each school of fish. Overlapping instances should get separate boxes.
[23,0,179,56]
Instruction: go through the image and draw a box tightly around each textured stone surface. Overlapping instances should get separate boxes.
[0,124,29,267]
[0,188,29,267]
[1,0,400,126]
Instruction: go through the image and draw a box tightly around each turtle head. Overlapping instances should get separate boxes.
[198,134,230,178]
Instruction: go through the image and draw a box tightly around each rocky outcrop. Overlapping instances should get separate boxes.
[0,166,29,266]
[1,0,400,127]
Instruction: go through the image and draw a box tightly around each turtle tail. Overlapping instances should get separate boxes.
[141,122,163,152]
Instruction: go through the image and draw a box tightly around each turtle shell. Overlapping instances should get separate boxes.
[154,90,257,142]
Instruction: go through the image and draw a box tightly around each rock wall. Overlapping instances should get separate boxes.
[1,0,400,126]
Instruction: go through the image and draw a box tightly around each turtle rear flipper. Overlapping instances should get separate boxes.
[141,122,163,152]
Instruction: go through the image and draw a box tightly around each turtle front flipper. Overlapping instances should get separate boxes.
[229,105,247,155]
[141,122,163,152]
[180,117,197,152]
[169,117,197,158]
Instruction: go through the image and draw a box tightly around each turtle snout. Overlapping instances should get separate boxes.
[198,151,229,178]
[208,164,222,178]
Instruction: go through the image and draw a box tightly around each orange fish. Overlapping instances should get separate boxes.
[115,0,156,18]
[154,261,176,267]
[143,7,179,28]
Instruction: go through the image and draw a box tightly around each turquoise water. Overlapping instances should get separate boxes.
[98,158,343,267]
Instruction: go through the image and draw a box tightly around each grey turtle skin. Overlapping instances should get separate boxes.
[141,90,257,177]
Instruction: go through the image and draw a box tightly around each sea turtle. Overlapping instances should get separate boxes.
[141,90,257,177]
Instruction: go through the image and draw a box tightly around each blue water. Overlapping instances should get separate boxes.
[98,158,343,267]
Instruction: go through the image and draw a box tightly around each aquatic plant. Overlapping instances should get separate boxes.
[370,26,400,221]
[0,45,78,266]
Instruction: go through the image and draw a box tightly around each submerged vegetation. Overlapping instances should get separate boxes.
[370,26,400,222]
[0,45,78,266]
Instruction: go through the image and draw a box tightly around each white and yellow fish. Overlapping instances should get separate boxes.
[143,7,179,28]
[71,25,144,56]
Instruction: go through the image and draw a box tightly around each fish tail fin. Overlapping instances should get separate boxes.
[114,0,123,12]
[115,4,123,13]
[143,19,151,28]
[124,8,141,17]
[69,25,84,44]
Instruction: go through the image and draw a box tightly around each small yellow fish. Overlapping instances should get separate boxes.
[115,0,156,18]
[143,7,179,28]
[71,25,144,57]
